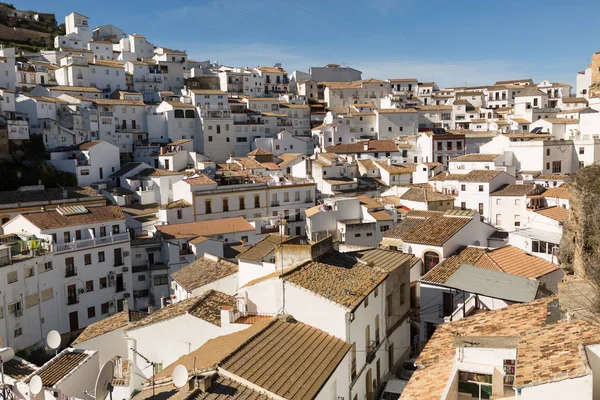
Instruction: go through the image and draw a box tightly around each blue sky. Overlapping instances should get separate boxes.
[17,0,600,87]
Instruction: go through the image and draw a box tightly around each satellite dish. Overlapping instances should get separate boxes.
[94,361,114,400]
[172,364,188,388]
[30,375,43,395]
[46,330,61,350]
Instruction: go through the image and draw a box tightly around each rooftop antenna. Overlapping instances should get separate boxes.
[277,219,287,315]
[130,348,155,398]
[172,365,188,389]
[29,375,43,397]
[46,330,61,356]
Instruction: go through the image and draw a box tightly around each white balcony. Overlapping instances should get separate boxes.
[53,232,130,254]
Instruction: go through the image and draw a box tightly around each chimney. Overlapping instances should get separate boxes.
[363,141,369,151]
[160,296,166,308]
[198,375,212,392]
[278,219,287,237]
[147,305,154,314]
[123,299,128,311]
[387,158,392,165]
[220,306,234,333]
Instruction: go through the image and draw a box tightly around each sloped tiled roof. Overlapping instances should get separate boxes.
[401,297,600,400]
[171,257,238,292]
[31,349,93,387]
[285,252,387,309]
[383,211,473,246]
[277,153,304,167]
[20,205,124,230]
[325,140,399,154]
[237,234,289,263]
[400,187,454,202]
[126,290,234,331]
[541,186,570,199]
[450,154,501,162]
[3,358,37,380]
[535,206,569,222]
[73,309,148,344]
[421,245,559,285]
[157,217,254,240]
[491,184,541,197]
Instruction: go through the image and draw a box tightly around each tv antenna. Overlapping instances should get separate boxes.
[130,348,155,398]
[46,330,61,356]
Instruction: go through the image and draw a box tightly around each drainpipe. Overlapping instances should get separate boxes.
[124,332,139,394]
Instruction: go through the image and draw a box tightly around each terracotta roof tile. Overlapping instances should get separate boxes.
[237,234,289,263]
[541,186,570,199]
[491,184,542,197]
[184,175,216,186]
[450,154,501,162]
[49,85,102,93]
[160,199,192,210]
[535,206,569,222]
[127,290,234,331]
[20,205,124,230]
[277,153,304,167]
[285,252,387,309]
[171,257,238,292]
[325,140,399,154]
[383,212,472,246]
[31,349,93,387]
[400,187,454,202]
[157,217,254,240]
[72,309,148,344]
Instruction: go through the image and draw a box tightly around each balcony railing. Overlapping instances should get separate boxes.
[271,201,280,206]
[53,232,130,254]
[65,267,77,277]
[98,112,113,117]
[67,295,78,305]
[116,284,126,293]
[366,340,378,363]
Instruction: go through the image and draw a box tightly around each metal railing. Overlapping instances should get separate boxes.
[53,232,130,254]
[366,340,378,363]
[65,266,77,277]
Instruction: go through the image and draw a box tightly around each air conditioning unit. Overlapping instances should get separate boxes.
[123,251,130,257]
[14,310,22,317]
[124,293,131,299]
[122,267,129,272]
[109,301,115,307]
[79,288,85,294]
[109,272,116,281]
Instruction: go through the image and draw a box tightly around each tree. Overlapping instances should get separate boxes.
[560,165,600,288]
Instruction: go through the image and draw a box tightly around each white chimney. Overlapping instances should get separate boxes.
[363,141,369,151]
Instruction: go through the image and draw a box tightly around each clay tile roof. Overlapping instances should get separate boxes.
[459,169,504,182]
[0,186,102,205]
[237,233,290,263]
[277,153,304,167]
[32,349,93,387]
[368,210,393,221]
[157,217,254,240]
[165,101,196,108]
[401,297,600,399]
[219,316,351,400]
[20,205,124,230]
[511,118,532,124]
[285,252,387,309]
[423,244,559,285]
[400,187,454,202]
[184,175,216,186]
[72,309,148,344]
[515,87,547,97]
[49,85,102,93]
[374,161,415,174]
[127,290,234,331]
[491,184,540,196]
[92,98,145,106]
[234,157,265,169]
[356,195,381,209]
[76,140,103,150]
[247,148,272,156]
[400,214,472,246]
[541,186,570,199]
[171,257,238,292]
[325,140,399,154]
[376,108,417,113]
[562,97,588,104]
[450,154,501,162]
[304,205,322,218]
[535,206,569,222]
[160,199,192,210]
[542,118,580,124]
[140,168,185,177]
[357,159,377,171]
[190,89,227,95]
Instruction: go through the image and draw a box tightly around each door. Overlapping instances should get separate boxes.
[365,369,373,399]
[40,76,45,84]
[116,273,124,292]
[99,167,103,180]
[148,252,155,265]
[122,120,127,130]
[69,311,79,331]
[67,284,77,304]
[443,292,454,317]
[114,248,123,266]
[132,120,136,129]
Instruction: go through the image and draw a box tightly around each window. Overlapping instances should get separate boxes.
[496,198,501,205]
[88,306,96,319]
[552,161,562,173]
[99,277,107,289]
[423,251,440,274]
[208,136,213,142]
[478,185,483,192]
[154,274,168,286]
[8,301,21,315]
[25,266,34,278]
[7,271,17,284]
[14,328,22,337]
[478,203,484,214]
[112,225,120,234]
[461,202,466,210]
[84,253,92,265]
[457,141,463,150]
[98,251,105,262]
[400,283,406,305]
[447,141,453,150]
[461,184,466,191]
[254,194,260,208]
[44,261,53,271]
[222,197,230,212]
[546,148,550,156]
[239,196,245,210]
[580,147,585,155]
[176,209,183,219]
[514,215,521,227]
[100,226,106,237]
[75,230,82,240]
[205,199,212,214]
[86,280,94,292]
[496,214,502,225]
[101,302,109,314]
[355,233,361,238]
[515,199,521,206]
[437,142,442,151]
[64,231,71,243]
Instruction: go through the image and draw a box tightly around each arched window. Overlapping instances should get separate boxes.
[423,251,440,274]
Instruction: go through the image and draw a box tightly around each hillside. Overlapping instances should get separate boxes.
[0,3,63,51]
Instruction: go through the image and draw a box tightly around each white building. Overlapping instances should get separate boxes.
[49,140,121,186]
